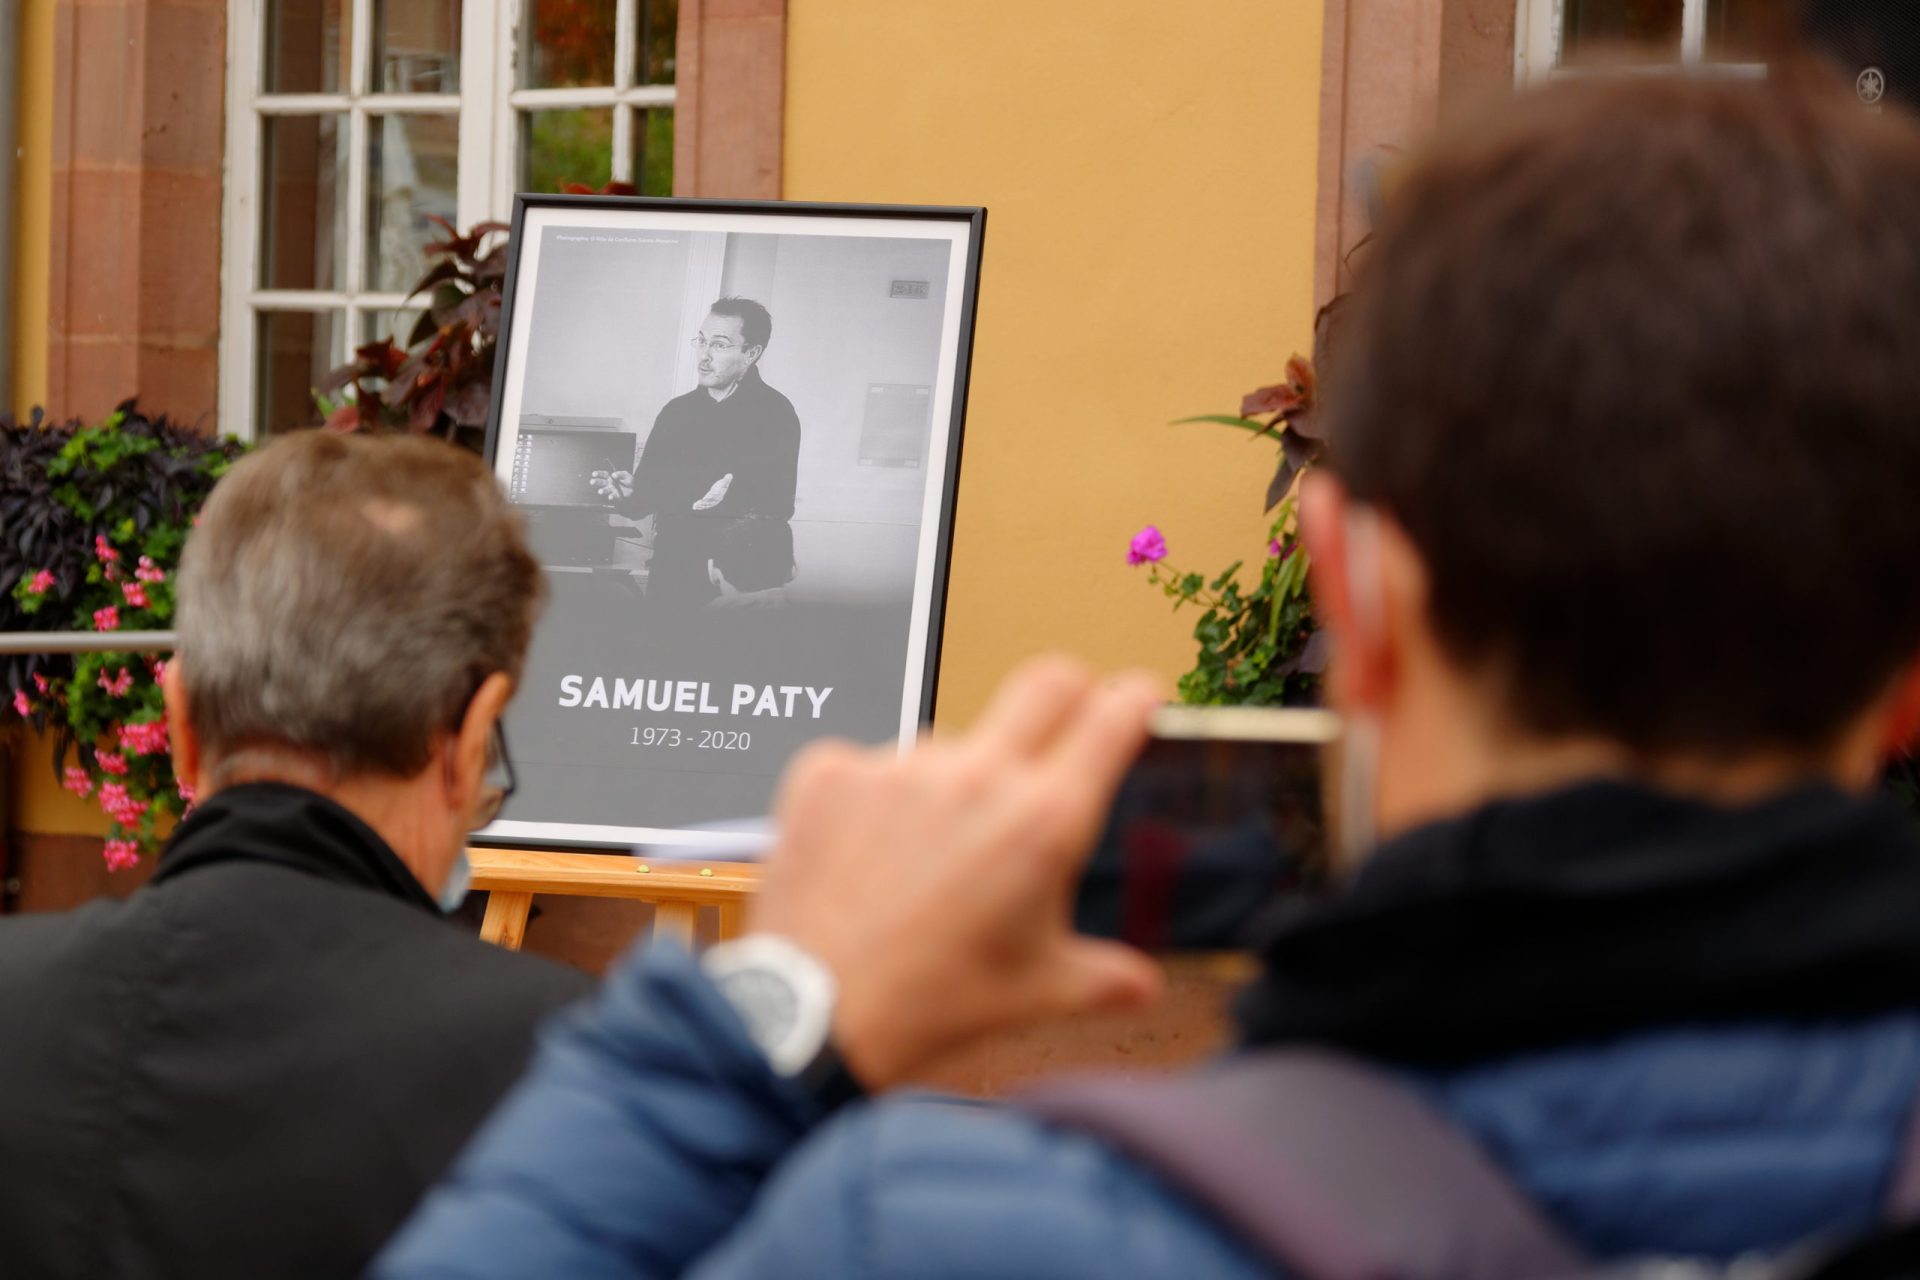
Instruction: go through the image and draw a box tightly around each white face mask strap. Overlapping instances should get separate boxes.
[1337,505,1386,862]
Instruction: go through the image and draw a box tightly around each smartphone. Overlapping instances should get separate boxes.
[1073,704,1339,952]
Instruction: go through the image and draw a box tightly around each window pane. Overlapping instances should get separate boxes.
[1562,0,1683,63]
[520,108,614,194]
[372,0,462,93]
[256,310,347,434]
[364,307,429,350]
[639,0,678,85]
[630,108,674,197]
[524,0,617,89]
[1704,0,1767,60]
[261,114,348,291]
[264,0,351,94]
[367,113,461,293]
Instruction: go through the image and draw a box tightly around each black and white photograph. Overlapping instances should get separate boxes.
[479,198,984,848]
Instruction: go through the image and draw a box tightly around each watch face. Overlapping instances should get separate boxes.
[719,966,801,1050]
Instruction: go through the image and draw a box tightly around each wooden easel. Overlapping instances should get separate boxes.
[470,846,760,952]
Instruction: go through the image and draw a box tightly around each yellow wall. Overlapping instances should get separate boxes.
[11,0,54,416]
[785,0,1324,725]
[6,728,110,836]
[5,1,72,833]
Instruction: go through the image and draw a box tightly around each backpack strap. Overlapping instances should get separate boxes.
[1021,1049,1587,1280]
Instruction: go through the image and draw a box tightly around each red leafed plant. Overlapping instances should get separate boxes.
[317,184,642,450]
[316,216,508,448]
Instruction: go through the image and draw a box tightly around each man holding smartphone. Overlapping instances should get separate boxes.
[380,68,1920,1279]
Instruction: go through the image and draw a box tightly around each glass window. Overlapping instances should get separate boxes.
[1562,0,1683,63]
[225,0,679,439]
[1519,0,1769,83]
[367,112,461,293]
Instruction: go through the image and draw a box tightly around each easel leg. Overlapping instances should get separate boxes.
[480,890,535,950]
[654,900,698,948]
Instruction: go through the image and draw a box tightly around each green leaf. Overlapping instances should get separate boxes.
[1172,414,1273,434]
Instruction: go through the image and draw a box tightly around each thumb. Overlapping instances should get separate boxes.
[1044,938,1163,1020]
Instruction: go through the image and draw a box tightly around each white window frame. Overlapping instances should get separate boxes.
[1515,0,1761,85]
[218,0,677,441]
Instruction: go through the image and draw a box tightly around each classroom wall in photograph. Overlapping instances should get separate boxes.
[722,232,953,602]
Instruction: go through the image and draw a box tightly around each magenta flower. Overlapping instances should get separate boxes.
[11,689,29,717]
[27,569,54,593]
[93,534,119,565]
[96,750,129,777]
[1268,539,1285,558]
[62,766,95,798]
[150,657,168,682]
[93,605,119,632]
[1127,525,1168,566]
[97,667,134,698]
[102,838,141,873]
[31,672,50,694]
[121,580,148,609]
[134,555,166,584]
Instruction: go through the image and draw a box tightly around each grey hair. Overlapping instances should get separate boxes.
[176,431,546,780]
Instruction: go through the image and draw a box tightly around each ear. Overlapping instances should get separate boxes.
[1300,472,1388,714]
[162,661,202,796]
[447,671,514,810]
[1877,656,1920,757]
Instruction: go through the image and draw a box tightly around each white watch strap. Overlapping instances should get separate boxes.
[701,933,838,1076]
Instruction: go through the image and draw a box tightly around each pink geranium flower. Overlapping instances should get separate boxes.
[27,569,54,593]
[97,781,147,826]
[134,556,166,584]
[150,657,168,682]
[94,535,119,564]
[11,689,29,717]
[1127,525,1168,566]
[102,839,141,872]
[62,766,95,798]
[98,667,134,698]
[93,605,119,632]
[177,778,196,807]
[96,750,129,777]
[120,719,169,756]
[121,581,148,609]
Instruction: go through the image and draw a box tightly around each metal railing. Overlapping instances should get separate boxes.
[0,631,178,655]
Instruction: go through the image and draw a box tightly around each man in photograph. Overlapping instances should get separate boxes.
[593,297,802,606]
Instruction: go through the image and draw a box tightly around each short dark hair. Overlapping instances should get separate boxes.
[1328,68,1920,757]
[709,297,772,352]
[712,516,795,593]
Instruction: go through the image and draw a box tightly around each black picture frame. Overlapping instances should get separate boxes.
[476,195,986,851]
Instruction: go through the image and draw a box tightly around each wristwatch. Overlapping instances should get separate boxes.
[701,933,866,1110]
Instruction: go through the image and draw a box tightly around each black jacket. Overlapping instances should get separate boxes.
[0,783,593,1279]
[618,366,802,604]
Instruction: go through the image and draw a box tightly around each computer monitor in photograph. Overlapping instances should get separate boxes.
[507,429,639,509]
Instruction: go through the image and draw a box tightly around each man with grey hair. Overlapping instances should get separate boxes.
[0,432,592,1280]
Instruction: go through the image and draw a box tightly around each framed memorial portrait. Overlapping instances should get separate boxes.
[477,196,986,850]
